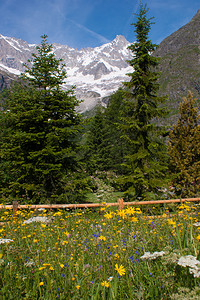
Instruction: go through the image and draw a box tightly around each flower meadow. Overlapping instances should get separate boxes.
[1,203,200,299]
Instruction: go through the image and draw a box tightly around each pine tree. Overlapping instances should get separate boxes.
[168,91,200,197]
[104,88,127,172]
[84,104,108,173]
[0,35,80,203]
[118,3,168,199]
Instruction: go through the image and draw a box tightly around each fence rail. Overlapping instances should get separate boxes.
[0,197,200,218]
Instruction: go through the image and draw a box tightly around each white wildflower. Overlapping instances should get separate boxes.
[177,255,200,278]
[25,259,35,267]
[140,251,165,260]
[0,238,13,244]
[108,276,113,282]
[193,222,200,227]
[24,216,50,224]
[189,266,200,278]
[177,255,200,268]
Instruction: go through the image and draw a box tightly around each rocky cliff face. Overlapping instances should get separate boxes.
[155,9,200,55]
[0,68,17,91]
[0,35,35,73]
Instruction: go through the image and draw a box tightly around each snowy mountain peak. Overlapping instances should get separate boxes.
[113,35,129,44]
[0,34,133,112]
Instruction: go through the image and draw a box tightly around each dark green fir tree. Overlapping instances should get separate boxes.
[168,91,200,197]
[84,104,109,173]
[103,88,128,172]
[0,35,81,203]
[119,3,168,199]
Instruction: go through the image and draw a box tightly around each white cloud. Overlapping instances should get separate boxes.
[67,18,110,44]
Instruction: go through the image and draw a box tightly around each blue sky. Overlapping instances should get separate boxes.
[0,0,199,49]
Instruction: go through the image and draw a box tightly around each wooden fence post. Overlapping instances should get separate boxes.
[13,201,18,219]
[118,198,124,210]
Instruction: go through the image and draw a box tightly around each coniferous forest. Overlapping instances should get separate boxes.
[0,4,199,204]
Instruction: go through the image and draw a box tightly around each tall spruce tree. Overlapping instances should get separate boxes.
[0,35,80,203]
[104,88,128,172]
[119,3,168,199]
[168,91,200,197]
[84,104,108,173]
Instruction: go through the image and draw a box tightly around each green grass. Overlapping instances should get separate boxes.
[0,202,200,299]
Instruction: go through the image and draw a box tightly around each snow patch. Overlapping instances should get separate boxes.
[0,63,21,75]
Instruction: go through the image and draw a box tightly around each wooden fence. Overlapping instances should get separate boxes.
[0,197,200,218]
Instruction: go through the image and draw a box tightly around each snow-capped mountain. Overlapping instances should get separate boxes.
[0,34,132,112]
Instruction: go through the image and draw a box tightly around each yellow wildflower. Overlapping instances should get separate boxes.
[125,207,136,215]
[53,211,62,216]
[135,208,142,214]
[98,235,106,241]
[104,212,114,219]
[101,281,110,288]
[62,241,68,245]
[116,210,126,219]
[100,207,106,211]
[115,264,126,276]
[167,219,176,228]
[131,217,138,223]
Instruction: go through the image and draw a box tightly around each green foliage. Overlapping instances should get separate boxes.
[83,89,127,175]
[85,170,123,203]
[168,91,200,197]
[117,4,168,200]
[55,171,95,204]
[0,35,81,203]
[83,104,109,174]
[103,89,128,173]
[23,34,67,90]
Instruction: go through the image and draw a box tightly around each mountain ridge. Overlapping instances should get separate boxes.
[0,34,132,112]
[153,8,200,123]
[0,9,200,117]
